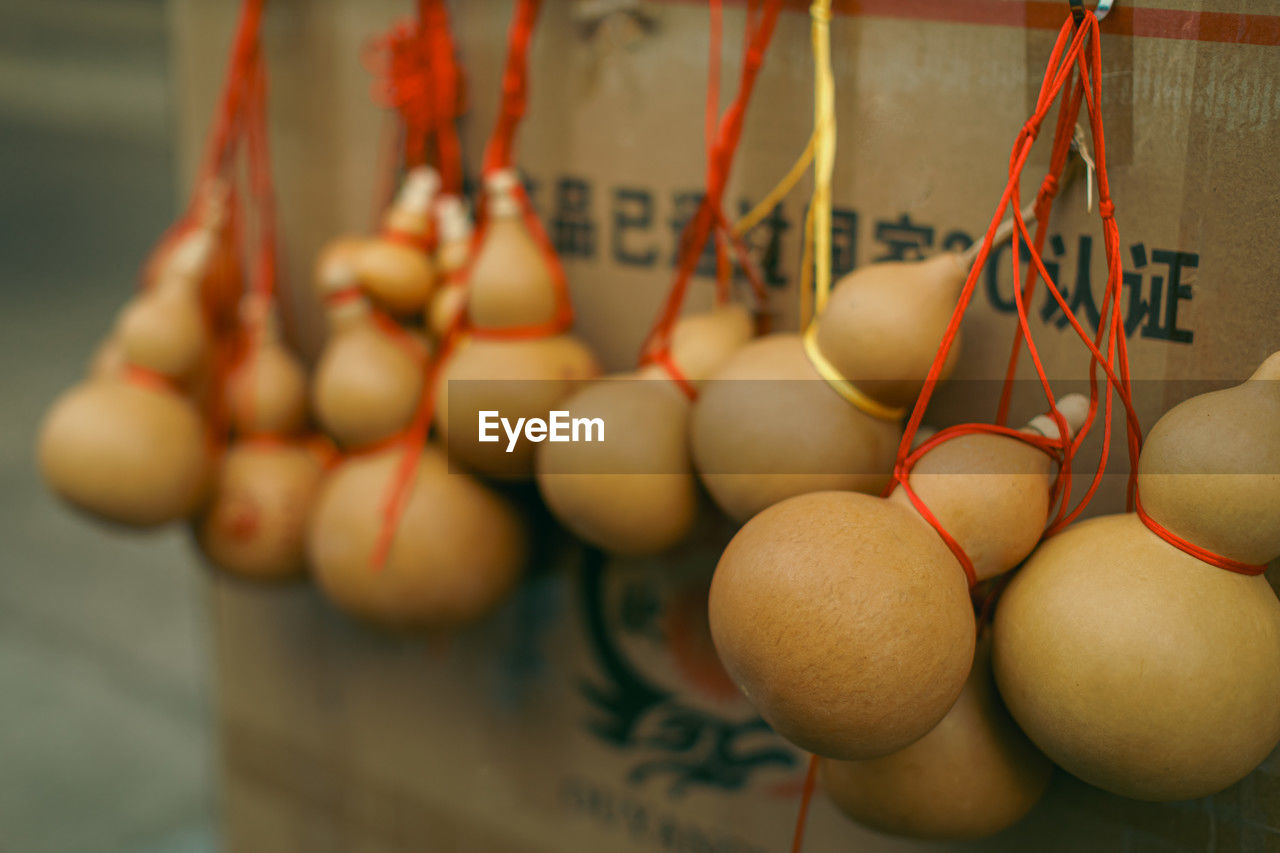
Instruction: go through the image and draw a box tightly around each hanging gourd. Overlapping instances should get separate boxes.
[38,212,221,528]
[692,211,1073,522]
[536,305,754,556]
[819,637,1052,840]
[307,260,526,627]
[37,372,212,528]
[535,0,780,556]
[709,397,1086,759]
[36,0,273,529]
[197,305,328,580]
[433,171,599,479]
[319,166,440,318]
[783,14,1137,848]
[306,0,527,630]
[994,350,1280,802]
[308,442,526,630]
[432,0,601,481]
[195,57,330,581]
[311,261,428,450]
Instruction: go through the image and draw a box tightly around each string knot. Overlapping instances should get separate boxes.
[364,21,435,156]
[1098,198,1115,220]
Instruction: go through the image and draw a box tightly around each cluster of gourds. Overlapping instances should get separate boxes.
[34,0,1280,845]
[306,165,599,629]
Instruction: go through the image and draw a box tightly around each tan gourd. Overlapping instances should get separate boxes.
[311,260,426,449]
[708,398,1086,759]
[225,307,309,436]
[820,637,1052,840]
[434,333,600,479]
[116,230,214,383]
[536,305,753,555]
[814,253,966,408]
[38,379,211,527]
[354,166,439,315]
[196,307,324,580]
[426,195,473,338]
[993,352,1280,801]
[308,443,526,630]
[147,182,242,329]
[690,333,900,522]
[196,441,326,580]
[39,229,217,526]
[464,169,558,329]
[691,252,970,522]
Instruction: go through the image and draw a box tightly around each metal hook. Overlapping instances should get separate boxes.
[1069,0,1113,23]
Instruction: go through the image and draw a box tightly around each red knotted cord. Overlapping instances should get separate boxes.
[437,0,575,341]
[132,0,266,417]
[365,0,466,188]
[368,0,556,570]
[638,0,783,397]
[195,0,267,193]
[891,12,1145,588]
[422,0,464,194]
[1134,494,1268,576]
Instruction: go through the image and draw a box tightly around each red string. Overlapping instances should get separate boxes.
[364,0,465,185]
[452,0,575,340]
[367,326,462,573]
[423,0,464,194]
[365,20,436,168]
[195,0,267,192]
[790,754,819,853]
[638,0,783,386]
[367,0,550,571]
[483,0,541,174]
[466,180,576,339]
[1134,492,1267,576]
[890,13,1147,587]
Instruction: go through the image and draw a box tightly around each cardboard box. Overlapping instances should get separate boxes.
[171,1,1280,849]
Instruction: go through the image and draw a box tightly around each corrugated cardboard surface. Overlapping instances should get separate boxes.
[172,1,1280,849]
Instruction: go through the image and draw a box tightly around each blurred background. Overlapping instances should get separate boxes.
[0,1,217,850]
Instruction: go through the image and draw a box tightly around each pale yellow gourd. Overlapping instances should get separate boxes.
[147,181,242,329]
[536,305,753,555]
[38,379,211,527]
[39,230,217,526]
[994,352,1280,801]
[708,399,1085,759]
[431,170,600,479]
[224,307,309,437]
[355,166,439,315]
[691,252,967,522]
[196,442,326,581]
[196,307,324,580]
[308,444,526,630]
[821,638,1052,840]
[116,230,214,383]
[311,261,426,449]
[464,169,558,330]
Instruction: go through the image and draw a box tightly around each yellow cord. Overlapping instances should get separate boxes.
[732,130,816,239]
[809,0,835,318]
[802,325,906,421]
[729,1,836,326]
[797,1,901,423]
